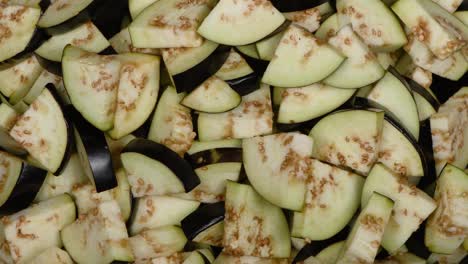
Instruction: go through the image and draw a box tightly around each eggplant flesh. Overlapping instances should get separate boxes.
[186,148,242,169]
[181,202,225,240]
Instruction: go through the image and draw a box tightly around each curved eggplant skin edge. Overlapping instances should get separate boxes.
[430,73,467,104]
[122,138,200,192]
[181,202,225,240]
[66,105,117,192]
[405,77,440,110]
[270,0,332,12]
[185,148,243,169]
[173,45,231,93]
[224,72,261,96]
[417,120,437,189]
[0,163,47,215]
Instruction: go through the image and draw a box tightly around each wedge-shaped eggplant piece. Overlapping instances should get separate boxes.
[315,241,345,264]
[22,69,62,105]
[181,76,241,113]
[109,27,160,55]
[378,118,425,177]
[362,163,437,253]
[395,53,434,88]
[0,54,43,101]
[367,69,420,139]
[129,0,215,48]
[262,25,344,87]
[37,0,93,27]
[425,164,468,254]
[282,2,334,33]
[432,0,463,13]
[188,139,242,155]
[34,154,88,202]
[0,103,27,156]
[0,150,47,214]
[323,25,385,89]
[67,106,117,192]
[223,181,290,258]
[430,87,468,175]
[256,31,285,61]
[181,202,224,246]
[375,252,426,264]
[309,109,384,175]
[277,83,356,124]
[336,0,407,52]
[427,247,468,264]
[198,0,285,45]
[236,44,260,59]
[214,49,253,80]
[153,251,212,264]
[213,253,289,264]
[243,133,313,210]
[105,134,136,170]
[10,88,71,174]
[36,21,109,62]
[0,5,41,62]
[198,84,273,141]
[61,200,134,264]
[28,247,73,264]
[129,196,200,235]
[335,193,394,263]
[129,0,158,19]
[148,87,195,156]
[62,45,121,131]
[292,159,364,240]
[108,53,160,139]
[129,226,187,262]
[404,32,467,81]
[71,168,132,221]
[404,77,440,121]
[3,194,76,263]
[392,0,468,59]
[121,138,200,197]
[315,13,338,41]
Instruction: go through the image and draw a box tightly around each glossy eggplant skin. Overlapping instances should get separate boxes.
[405,77,440,110]
[186,148,242,169]
[181,202,225,240]
[417,119,437,189]
[224,72,260,96]
[122,138,200,192]
[270,0,331,12]
[66,105,117,192]
[0,164,47,215]
[173,45,231,93]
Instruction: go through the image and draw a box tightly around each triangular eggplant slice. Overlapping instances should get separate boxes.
[9,88,72,174]
[262,25,345,88]
[129,0,158,19]
[37,0,94,27]
[198,0,285,45]
[0,5,41,62]
[0,103,27,156]
[26,247,73,264]
[323,25,385,89]
[129,0,216,48]
[181,202,224,244]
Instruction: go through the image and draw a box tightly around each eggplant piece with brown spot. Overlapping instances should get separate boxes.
[186,148,242,169]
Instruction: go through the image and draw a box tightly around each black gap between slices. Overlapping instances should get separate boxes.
[292,227,350,263]
[405,77,440,110]
[181,202,225,240]
[405,223,431,259]
[270,0,332,12]
[186,148,243,169]
[122,138,200,192]
[0,163,47,215]
[430,72,467,104]
[173,45,231,93]
[417,119,437,189]
[66,105,118,192]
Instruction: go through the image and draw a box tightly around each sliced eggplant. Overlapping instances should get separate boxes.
[22,69,62,105]
[405,77,440,121]
[242,133,313,210]
[109,27,161,55]
[316,241,345,264]
[362,163,437,253]
[292,159,364,240]
[108,53,160,139]
[427,247,468,264]
[61,200,134,264]
[432,0,463,13]
[425,164,468,254]
[0,54,43,101]
[277,83,356,124]
[186,147,242,169]
[129,196,200,235]
[309,109,384,175]
[392,0,468,59]
[376,51,401,70]
[283,2,334,32]
[0,150,47,214]
[197,0,285,45]
[27,247,73,264]
[0,5,41,62]
[336,0,407,52]
[213,253,289,264]
[335,193,394,263]
[0,103,27,156]
[67,106,117,192]
[62,45,121,131]
[129,0,216,48]
[197,84,273,141]
[37,0,93,28]
[129,225,187,262]
[181,76,241,113]
[121,138,200,196]
[430,87,468,175]
[128,0,157,19]
[181,202,224,245]
[214,49,253,81]
[105,134,136,170]
[375,252,426,264]
[262,25,345,88]
[35,21,110,62]
[9,87,72,174]
[3,194,76,263]
[315,13,339,41]
[323,25,385,89]
[223,181,290,258]
[255,31,284,61]
[367,69,420,139]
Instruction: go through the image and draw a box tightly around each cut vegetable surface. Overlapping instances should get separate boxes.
[37,0,93,27]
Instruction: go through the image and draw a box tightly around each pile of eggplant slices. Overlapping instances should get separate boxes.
[0,0,467,263]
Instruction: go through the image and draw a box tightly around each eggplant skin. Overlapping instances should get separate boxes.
[270,0,331,12]
[431,73,467,104]
[181,202,225,240]
[122,138,200,192]
[0,164,47,215]
[186,148,242,169]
